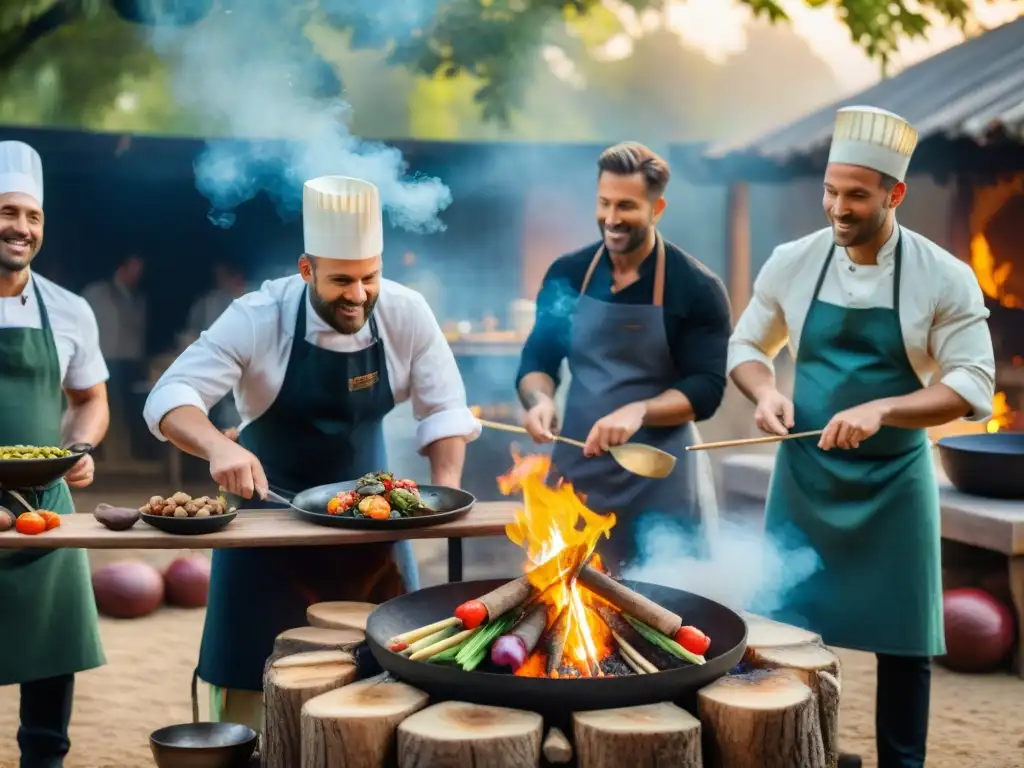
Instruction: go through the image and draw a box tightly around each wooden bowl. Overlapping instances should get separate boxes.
[150,722,256,768]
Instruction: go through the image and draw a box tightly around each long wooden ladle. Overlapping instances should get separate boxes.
[685,430,823,451]
[477,419,677,479]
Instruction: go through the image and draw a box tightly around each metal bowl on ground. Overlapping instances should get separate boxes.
[150,722,257,768]
[141,511,238,535]
[936,432,1024,499]
[366,578,747,715]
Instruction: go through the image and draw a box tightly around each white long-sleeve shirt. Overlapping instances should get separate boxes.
[727,224,996,421]
[144,275,482,452]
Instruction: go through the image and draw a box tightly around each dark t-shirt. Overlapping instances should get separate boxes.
[516,239,733,421]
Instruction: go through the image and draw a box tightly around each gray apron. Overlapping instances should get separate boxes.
[550,233,716,575]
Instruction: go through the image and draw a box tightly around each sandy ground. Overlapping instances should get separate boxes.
[0,478,1021,767]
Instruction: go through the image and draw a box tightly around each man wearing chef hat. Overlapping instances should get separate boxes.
[144,175,480,728]
[0,140,110,765]
[728,107,995,767]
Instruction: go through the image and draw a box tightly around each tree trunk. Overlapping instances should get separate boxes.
[273,626,364,659]
[573,702,701,768]
[307,601,376,631]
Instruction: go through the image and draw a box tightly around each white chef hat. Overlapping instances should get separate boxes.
[0,141,43,205]
[827,106,918,182]
[302,176,383,261]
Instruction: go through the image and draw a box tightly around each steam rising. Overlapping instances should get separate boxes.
[147,4,452,231]
[622,513,822,618]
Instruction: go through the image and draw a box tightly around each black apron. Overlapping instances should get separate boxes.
[196,289,411,692]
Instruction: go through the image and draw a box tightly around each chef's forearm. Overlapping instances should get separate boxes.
[875,384,972,429]
[638,390,695,427]
[159,405,235,461]
[61,385,110,447]
[730,361,777,404]
[518,372,556,408]
[424,436,466,487]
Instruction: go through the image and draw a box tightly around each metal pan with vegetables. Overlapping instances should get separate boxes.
[287,471,476,530]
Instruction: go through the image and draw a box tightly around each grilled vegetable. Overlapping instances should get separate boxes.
[357,495,391,520]
[388,488,419,514]
[490,603,548,671]
[357,482,386,496]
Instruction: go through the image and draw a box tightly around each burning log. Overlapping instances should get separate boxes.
[573,703,702,768]
[454,575,534,629]
[396,701,543,768]
[542,727,573,764]
[273,626,364,659]
[545,606,570,675]
[299,679,429,768]
[307,601,376,631]
[697,668,826,768]
[578,566,682,638]
[263,650,357,768]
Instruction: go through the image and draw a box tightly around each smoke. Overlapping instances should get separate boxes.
[146,3,452,232]
[622,512,822,618]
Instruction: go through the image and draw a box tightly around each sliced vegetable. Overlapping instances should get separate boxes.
[454,611,518,671]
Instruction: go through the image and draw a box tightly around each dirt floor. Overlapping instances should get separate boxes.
[0,476,1021,767]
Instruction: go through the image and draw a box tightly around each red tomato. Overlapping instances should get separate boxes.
[454,600,488,629]
[674,626,711,655]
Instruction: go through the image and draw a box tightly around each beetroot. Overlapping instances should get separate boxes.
[92,560,164,619]
[163,555,211,608]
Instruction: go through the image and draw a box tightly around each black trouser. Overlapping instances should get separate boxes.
[876,654,930,768]
[18,673,74,768]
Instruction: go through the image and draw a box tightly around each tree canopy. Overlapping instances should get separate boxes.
[0,0,1010,126]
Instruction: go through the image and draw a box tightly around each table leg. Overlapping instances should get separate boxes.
[1009,555,1024,678]
[447,537,464,583]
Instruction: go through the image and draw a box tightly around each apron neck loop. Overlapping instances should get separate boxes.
[298,285,380,342]
[812,227,904,313]
[580,231,666,307]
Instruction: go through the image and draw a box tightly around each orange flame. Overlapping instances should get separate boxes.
[987,391,1015,434]
[496,449,617,677]
[971,232,1021,309]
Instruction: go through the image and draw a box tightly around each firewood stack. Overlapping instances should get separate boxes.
[261,604,842,768]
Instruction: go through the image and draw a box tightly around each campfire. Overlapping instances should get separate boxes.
[386,452,710,678]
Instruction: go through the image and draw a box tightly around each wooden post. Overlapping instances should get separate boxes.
[727,181,752,322]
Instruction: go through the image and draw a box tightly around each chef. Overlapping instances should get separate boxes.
[516,141,731,574]
[728,106,995,768]
[0,140,110,766]
[143,176,480,729]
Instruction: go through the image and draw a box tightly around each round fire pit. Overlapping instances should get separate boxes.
[365,578,747,714]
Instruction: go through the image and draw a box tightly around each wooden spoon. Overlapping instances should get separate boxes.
[477,419,677,479]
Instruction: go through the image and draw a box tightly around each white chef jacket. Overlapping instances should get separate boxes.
[144,274,482,452]
[0,272,109,391]
[727,224,996,421]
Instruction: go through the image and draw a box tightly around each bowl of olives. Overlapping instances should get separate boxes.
[0,445,87,489]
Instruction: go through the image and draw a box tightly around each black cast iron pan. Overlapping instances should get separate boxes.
[365,578,747,714]
[936,432,1024,499]
[286,481,476,530]
[0,449,89,490]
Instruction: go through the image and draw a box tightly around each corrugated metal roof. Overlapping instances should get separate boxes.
[705,15,1024,163]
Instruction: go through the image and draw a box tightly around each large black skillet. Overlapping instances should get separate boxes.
[365,578,748,715]
[936,432,1024,499]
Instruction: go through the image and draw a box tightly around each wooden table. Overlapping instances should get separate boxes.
[0,503,520,582]
[722,452,1024,677]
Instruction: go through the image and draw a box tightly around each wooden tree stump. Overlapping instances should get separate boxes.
[263,650,357,768]
[743,614,843,768]
[542,727,572,764]
[698,668,825,768]
[273,626,365,658]
[300,679,429,768]
[396,701,543,768]
[307,601,376,631]
[573,702,701,768]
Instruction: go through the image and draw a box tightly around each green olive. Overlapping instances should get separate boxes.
[0,445,72,460]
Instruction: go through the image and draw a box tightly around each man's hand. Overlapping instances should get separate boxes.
[209,440,268,499]
[755,388,795,436]
[522,399,559,443]
[819,401,888,451]
[583,402,647,457]
[65,454,95,489]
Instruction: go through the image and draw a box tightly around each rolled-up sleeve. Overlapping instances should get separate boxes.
[726,250,790,376]
[142,301,254,440]
[407,295,482,452]
[931,264,995,422]
[65,298,110,391]
[671,275,732,421]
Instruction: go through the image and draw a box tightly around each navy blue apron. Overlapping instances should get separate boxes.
[197,288,415,692]
[550,234,712,575]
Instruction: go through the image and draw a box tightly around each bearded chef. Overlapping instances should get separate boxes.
[0,141,110,766]
[516,142,730,574]
[728,107,995,768]
[143,176,480,729]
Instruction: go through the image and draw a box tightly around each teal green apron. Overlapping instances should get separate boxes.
[0,280,105,685]
[764,231,944,657]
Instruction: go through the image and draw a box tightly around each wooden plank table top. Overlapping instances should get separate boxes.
[721,452,1024,556]
[0,503,520,550]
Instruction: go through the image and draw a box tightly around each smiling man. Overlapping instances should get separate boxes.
[728,107,995,768]
[144,175,480,730]
[516,142,731,574]
[0,140,110,768]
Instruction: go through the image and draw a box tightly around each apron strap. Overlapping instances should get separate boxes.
[579,232,666,307]
[812,227,904,311]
